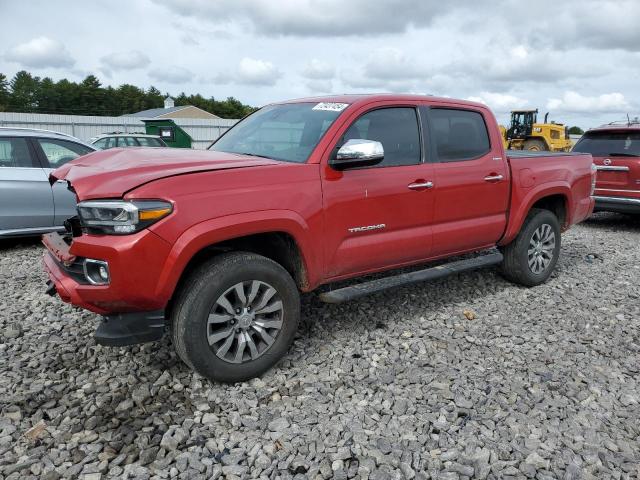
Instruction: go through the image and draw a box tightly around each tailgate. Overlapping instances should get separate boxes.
[593,154,640,197]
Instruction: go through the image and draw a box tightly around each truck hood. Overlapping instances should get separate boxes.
[51,148,281,200]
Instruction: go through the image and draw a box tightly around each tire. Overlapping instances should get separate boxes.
[523,139,547,151]
[499,208,561,287]
[171,252,300,383]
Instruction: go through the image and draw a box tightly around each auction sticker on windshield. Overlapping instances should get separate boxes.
[312,102,349,112]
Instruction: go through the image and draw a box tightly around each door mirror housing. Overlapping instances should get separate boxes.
[330,139,384,170]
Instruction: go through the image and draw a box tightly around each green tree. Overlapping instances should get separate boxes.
[0,69,255,117]
[0,73,9,111]
[10,71,41,112]
[568,126,584,135]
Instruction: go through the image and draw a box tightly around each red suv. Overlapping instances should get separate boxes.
[573,121,640,214]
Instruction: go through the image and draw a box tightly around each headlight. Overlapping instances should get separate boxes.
[77,200,173,235]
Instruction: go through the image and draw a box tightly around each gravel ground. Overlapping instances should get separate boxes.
[1,212,639,480]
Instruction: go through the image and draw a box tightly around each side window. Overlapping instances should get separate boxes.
[104,137,116,149]
[93,138,107,149]
[136,137,162,147]
[341,107,421,167]
[0,137,37,168]
[430,108,491,162]
[37,139,93,168]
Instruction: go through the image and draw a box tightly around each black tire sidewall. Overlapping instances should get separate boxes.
[177,254,300,382]
[516,210,561,285]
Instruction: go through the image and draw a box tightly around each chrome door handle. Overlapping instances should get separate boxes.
[408,181,434,190]
[484,174,504,182]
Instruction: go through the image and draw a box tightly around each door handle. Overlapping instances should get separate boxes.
[484,174,504,182]
[408,181,434,190]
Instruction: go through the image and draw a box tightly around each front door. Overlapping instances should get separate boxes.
[0,137,54,234]
[322,106,435,278]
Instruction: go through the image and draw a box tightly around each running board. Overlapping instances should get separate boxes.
[318,252,503,304]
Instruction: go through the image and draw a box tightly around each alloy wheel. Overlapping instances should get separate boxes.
[207,280,284,364]
[527,223,556,274]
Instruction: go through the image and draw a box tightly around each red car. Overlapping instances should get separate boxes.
[43,94,595,382]
[572,121,640,214]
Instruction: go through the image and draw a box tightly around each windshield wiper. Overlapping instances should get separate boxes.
[236,152,275,160]
[607,152,640,157]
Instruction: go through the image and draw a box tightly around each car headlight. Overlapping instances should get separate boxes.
[77,200,173,235]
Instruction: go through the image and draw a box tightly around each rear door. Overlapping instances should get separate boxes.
[425,106,510,256]
[34,138,95,226]
[0,136,54,233]
[573,129,640,199]
[321,106,435,277]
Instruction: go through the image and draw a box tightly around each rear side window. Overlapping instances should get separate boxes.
[573,131,640,156]
[430,108,491,162]
[136,137,163,147]
[342,107,421,167]
[93,138,108,149]
[0,137,37,168]
[117,137,138,147]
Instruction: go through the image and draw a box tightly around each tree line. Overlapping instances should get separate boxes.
[0,71,255,119]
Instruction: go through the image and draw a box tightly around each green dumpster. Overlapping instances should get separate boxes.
[142,119,192,148]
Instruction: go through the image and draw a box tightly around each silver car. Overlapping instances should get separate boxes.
[0,128,96,237]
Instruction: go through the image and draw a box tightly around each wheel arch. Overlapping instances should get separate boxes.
[154,210,320,308]
[500,186,571,246]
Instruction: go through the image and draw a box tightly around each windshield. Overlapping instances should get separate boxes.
[208,103,346,163]
[573,131,640,156]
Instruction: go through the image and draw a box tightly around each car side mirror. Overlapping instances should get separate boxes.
[330,139,384,170]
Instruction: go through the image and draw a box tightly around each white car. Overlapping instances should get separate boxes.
[90,133,167,149]
[0,127,96,237]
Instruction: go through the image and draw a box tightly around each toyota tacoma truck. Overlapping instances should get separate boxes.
[572,120,640,214]
[43,94,595,382]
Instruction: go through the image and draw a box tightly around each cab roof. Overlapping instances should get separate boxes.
[273,93,488,110]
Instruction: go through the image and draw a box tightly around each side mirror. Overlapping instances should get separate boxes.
[330,139,384,170]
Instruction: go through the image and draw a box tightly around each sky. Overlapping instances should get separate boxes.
[1,0,639,128]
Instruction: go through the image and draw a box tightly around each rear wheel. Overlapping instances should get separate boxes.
[500,208,561,286]
[171,252,300,382]
[523,139,547,151]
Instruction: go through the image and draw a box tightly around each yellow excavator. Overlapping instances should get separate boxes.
[500,109,572,152]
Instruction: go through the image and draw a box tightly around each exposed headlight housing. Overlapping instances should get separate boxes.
[77,200,173,235]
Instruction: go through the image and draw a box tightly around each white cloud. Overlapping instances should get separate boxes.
[302,59,335,80]
[149,66,193,83]
[306,79,333,93]
[362,47,428,80]
[467,92,529,113]
[5,36,74,68]
[100,51,150,70]
[547,92,631,113]
[237,58,281,86]
[154,0,473,37]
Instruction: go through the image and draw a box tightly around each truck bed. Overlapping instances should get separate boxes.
[506,150,584,158]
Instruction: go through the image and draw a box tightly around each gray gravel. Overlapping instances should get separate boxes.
[1,212,639,480]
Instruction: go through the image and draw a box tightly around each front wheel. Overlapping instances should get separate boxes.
[171,252,300,383]
[499,208,561,287]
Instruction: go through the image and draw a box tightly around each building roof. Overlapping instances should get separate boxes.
[123,105,221,119]
[123,106,190,118]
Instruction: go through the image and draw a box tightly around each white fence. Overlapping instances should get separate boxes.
[0,112,238,149]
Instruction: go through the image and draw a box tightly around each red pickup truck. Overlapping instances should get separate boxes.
[572,121,640,214]
[43,94,595,382]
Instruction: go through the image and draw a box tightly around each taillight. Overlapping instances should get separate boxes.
[590,163,597,195]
